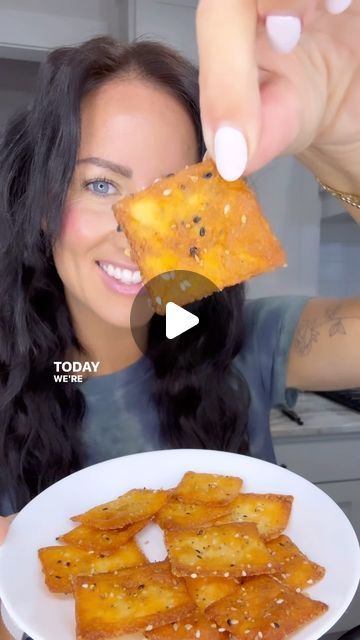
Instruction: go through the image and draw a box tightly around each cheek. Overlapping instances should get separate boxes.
[61,203,94,245]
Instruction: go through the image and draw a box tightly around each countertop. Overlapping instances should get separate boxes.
[270,392,360,439]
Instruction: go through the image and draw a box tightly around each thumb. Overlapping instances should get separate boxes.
[0,515,16,544]
[196,0,260,181]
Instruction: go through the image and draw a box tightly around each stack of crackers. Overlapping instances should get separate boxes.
[38,471,328,640]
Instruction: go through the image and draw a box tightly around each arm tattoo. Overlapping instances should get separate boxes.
[294,303,360,357]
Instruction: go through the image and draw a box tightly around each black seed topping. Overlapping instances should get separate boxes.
[180,184,187,191]
[193,216,202,223]
[102,507,109,511]
[199,227,206,236]
[274,622,280,628]
[138,584,145,590]
[227,619,232,626]
[65,561,71,567]
[55,575,62,579]
[189,246,199,258]
[116,224,122,233]
[203,171,213,179]
[166,173,175,177]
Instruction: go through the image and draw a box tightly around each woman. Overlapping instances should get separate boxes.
[0,37,359,529]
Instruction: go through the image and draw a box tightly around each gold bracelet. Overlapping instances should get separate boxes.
[318,179,360,209]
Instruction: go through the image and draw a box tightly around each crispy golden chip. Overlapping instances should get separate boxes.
[144,611,226,640]
[73,561,196,639]
[57,520,148,555]
[205,575,328,640]
[165,522,280,578]
[185,576,239,611]
[71,489,169,530]
[267,535,326,592]
[38,540,146,594]
[215,494,293,540]
[172,472,243,506]
[156,499,235,531]
[113,160,286,314]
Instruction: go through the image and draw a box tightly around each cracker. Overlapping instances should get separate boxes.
[205,575,328,639]
[156,499,235,531]
[215,494,293,540]
[165,522,280,578]
[38,540,146,594]
[185,576,239,611]
[266,535,326,591]
[144,611,226,640]
[71,489,169,530]
[113,160,286,314]
[73,561,196,639]
[172,472,243,506]
[57,520,148,555]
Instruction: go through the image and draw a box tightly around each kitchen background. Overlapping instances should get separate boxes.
[0,2,359,639]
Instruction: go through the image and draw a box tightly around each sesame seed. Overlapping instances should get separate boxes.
[173,623,179,631]
[195,630,201,638]
[185,623,193,630]
[224,204,231,215]
[163,189,172,196]
[307,579,313,584]
[155,296,162,305]
[258,632,263,639]
[267,563,272,568]
[230,619,239,625]
[81,583,89,589]
[241,215,247,223]
[190,176,198,182]
[241,570,247,576]
[190,573,198,579]
[185,223,191,228]
[223,572,230,577]
[218,628,226,633]
[145,625,153,631]
[276,599,284,604]
[124,247,131,257]
[296,588,301,593]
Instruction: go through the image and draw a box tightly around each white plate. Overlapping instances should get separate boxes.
[0,449,359,640]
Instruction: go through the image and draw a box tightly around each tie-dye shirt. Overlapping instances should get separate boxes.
[0,296,307,517]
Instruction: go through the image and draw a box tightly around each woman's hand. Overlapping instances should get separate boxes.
[196,0,359,195]
[0,515,15,544]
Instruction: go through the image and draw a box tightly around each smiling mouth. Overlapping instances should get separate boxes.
[97,261,142,285]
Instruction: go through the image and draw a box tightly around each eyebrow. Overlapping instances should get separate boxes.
[77,157,133,178]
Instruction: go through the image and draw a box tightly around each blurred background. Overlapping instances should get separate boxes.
[0,3,359,638]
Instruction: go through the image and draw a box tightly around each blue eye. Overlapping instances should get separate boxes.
[86,180,117,196]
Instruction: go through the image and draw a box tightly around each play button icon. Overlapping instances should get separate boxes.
[130,269,220,354]
[166,302,199,339]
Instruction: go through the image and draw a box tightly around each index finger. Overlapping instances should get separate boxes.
[0,514,15,544]
[196,0,260,180]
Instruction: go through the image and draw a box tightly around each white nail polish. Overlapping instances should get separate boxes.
[325,0,352,14]
[266,15,302,54]
[214,126,248,181]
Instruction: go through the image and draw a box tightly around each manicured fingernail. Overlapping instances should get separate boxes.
[266,15,302,53]
[214,126,248,181]
[325,0,351,14]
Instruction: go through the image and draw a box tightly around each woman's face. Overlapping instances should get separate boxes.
[53,77,198,329]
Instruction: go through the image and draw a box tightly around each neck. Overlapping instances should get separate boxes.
[65,294,147,377]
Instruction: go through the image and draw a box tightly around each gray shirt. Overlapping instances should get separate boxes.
[0,296,307,516]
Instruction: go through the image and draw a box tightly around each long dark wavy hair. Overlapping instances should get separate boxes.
[0,36,250,513]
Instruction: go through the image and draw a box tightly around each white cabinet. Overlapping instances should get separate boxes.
[274,435,360,635]
[129,0,198,61]
[0,0,127,61]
